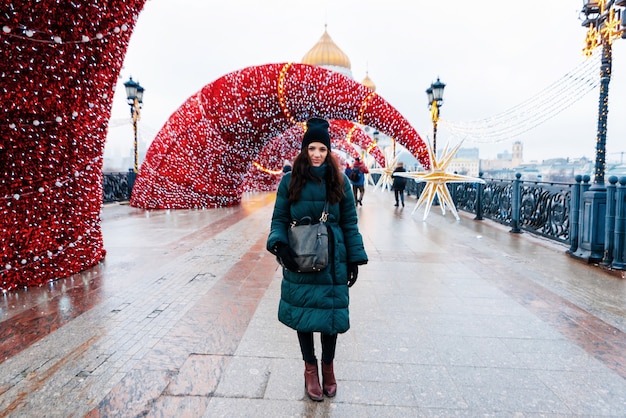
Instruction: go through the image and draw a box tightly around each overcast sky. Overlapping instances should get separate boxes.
[105,0,626,165]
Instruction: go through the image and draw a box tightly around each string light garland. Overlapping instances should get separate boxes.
[440,53,602,144]
[1,22,130,45]
[130,63,429,210]
[277,62,297,124]
[1,0,146,292]
[358,91,377,125]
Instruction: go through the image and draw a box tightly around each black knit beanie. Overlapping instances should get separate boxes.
[302,118,331,151]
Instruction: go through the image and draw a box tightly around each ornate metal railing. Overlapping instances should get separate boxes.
[451,177,572,243]
[101,171,626,269]
[353,174,571,242]
[405,179,425,199]
[519,181,571,241]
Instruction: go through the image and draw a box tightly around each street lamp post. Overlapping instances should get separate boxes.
[582,0,625,188]
[426,77,446,160]
[426,77,445,206]
[574,0,625,262]
[123,77,145,173]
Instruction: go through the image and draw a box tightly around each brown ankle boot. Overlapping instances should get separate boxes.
[304,361,323,401]
[321,361,337,397]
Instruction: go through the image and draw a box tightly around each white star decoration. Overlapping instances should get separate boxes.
[368,147,398,191]
[394,140,485,221]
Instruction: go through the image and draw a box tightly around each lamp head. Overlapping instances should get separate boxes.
[136,85,145,105]
[431,77,446,104]
[426,87,434,107]
[124,77,144,105]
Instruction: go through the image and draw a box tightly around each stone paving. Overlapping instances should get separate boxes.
[0,189,625,417]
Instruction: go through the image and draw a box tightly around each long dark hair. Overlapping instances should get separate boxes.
[288,150,345,204]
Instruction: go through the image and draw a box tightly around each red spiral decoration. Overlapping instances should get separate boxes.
[131,63,428,209]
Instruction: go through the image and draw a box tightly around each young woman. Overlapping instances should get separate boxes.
[267,117,368,401]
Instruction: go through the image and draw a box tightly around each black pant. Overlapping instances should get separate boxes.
[352,185,364,202]
[297,331,337,365]
[394,189,404,204]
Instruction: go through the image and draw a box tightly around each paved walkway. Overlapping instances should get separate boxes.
[0,188,625,417]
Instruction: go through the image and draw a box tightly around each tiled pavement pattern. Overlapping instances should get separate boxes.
[0,190,625,417]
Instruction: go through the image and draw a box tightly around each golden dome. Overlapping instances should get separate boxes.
[361,72,376,92]
[302,26,351,70]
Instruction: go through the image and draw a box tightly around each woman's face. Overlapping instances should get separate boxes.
[307,142,328,167]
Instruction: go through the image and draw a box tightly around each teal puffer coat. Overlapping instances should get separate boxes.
[267,165,368,335]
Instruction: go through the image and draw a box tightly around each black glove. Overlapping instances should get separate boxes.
[275,242,299,272]
[347,263,358,287]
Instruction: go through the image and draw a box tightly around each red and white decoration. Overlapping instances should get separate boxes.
[1,1,146,291]
[131,63,429,209]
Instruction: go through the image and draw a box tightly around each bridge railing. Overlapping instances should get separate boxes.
[104,171,626,269]
[450,174,572,244]
[408,175,571,243]
[413,173,625,270]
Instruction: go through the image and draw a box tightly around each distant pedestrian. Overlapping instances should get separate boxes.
[348,157,369,206]
[282,160,292,173]
[344,162,352,179]
[392,162,407,207]
[267,117,368,402]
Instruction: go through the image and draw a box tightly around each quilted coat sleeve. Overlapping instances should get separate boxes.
[266,174,291,254]
[339,177,368,265]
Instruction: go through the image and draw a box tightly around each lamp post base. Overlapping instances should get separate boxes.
[127,169,137,200]
[570,188,606,263]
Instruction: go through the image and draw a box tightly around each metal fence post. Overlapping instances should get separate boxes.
[611,177,626,270]
[602,176,618,265]
[450,172,457,205]
[474,171,483,221]
[568,175,582,254]
[510,173,522,233]
[127,168,136,199]
[577,175,591,250]
[406,179,414,197]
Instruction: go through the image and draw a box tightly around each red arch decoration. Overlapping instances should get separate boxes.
[130,63,428,209]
